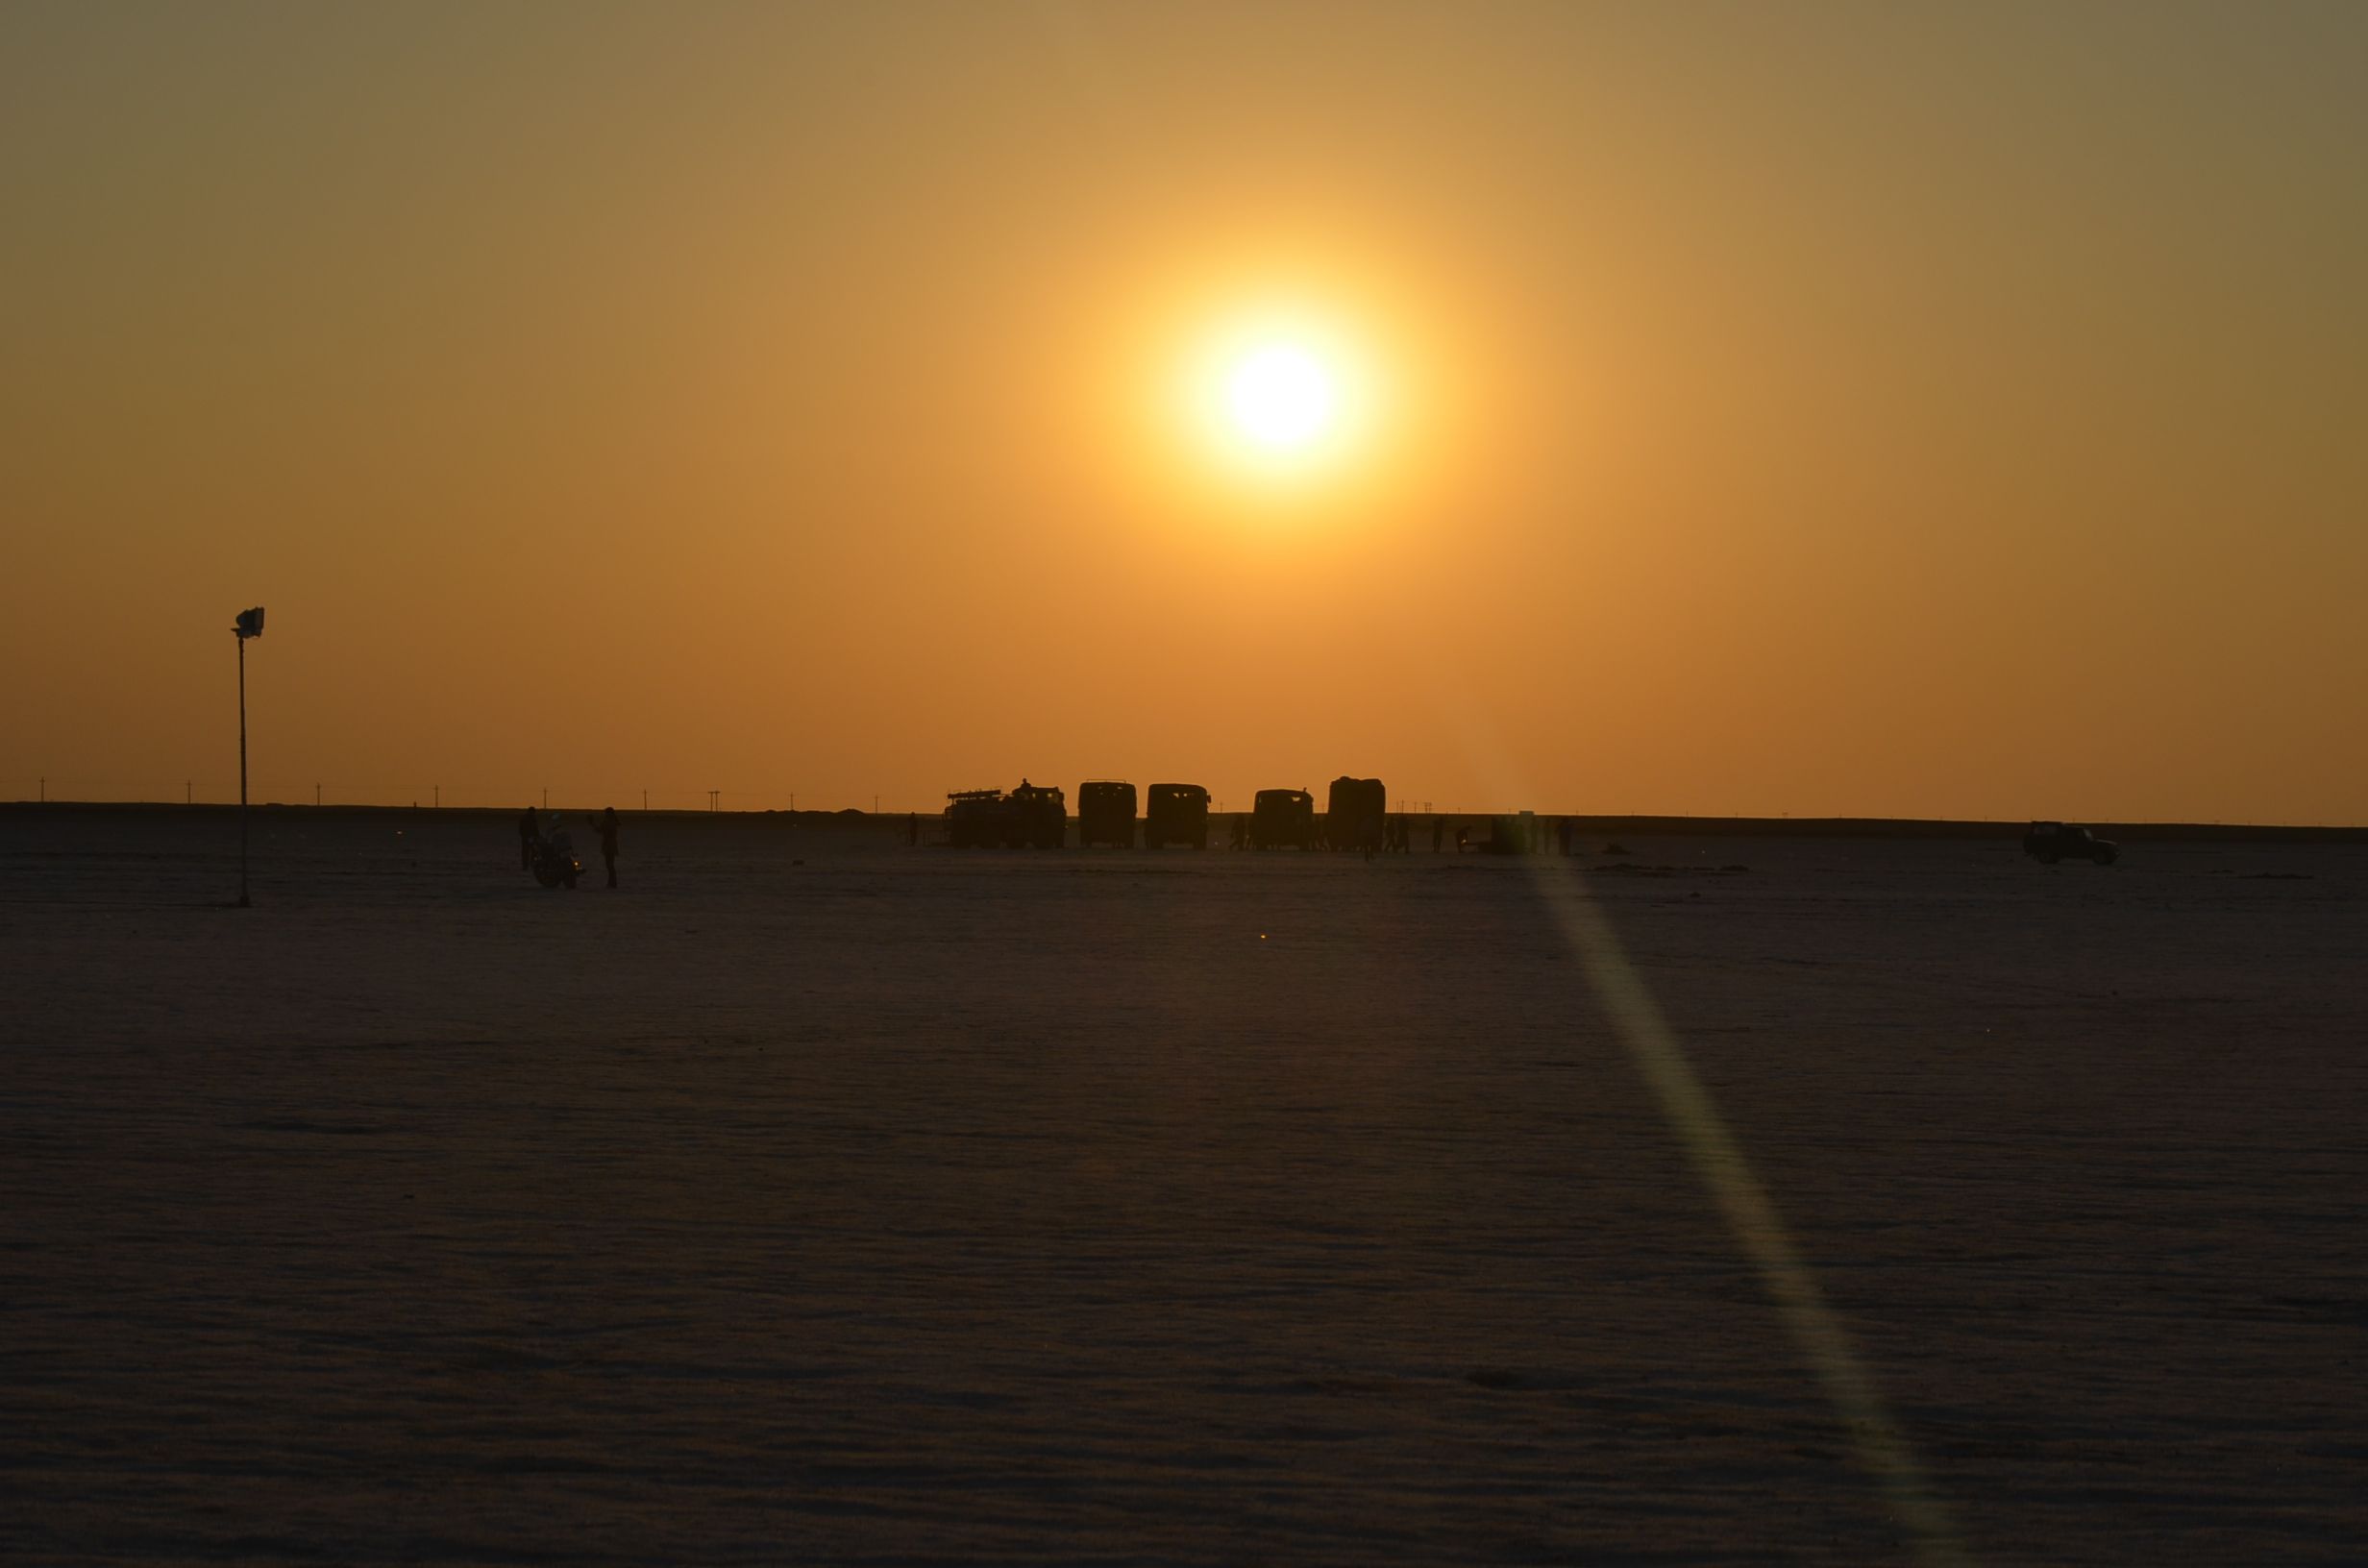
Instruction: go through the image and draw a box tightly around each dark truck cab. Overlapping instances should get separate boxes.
[2023,821,2118,865]
[1078,780,1137,847]
[1007,781,1067,848]
[1325,775,1386,853]
[1144,782,1210,848]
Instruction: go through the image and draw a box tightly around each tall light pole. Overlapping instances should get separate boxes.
[234,606,265,907]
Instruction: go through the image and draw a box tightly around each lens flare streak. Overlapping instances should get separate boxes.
[1525,863,1973,1565]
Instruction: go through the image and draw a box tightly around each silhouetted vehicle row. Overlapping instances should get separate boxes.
[950,780,1213,849]
[943,778,1365,850]
[931,793,2129,867]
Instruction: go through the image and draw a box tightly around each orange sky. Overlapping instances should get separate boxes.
[5,3,2363,821]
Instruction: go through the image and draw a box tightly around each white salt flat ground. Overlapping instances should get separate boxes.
[2,809,2362,1564]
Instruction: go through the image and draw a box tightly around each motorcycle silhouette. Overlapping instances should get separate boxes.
[528,816,583,889]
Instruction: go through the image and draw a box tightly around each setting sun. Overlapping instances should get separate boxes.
[1222,342,1339,453]
[1176,306,1379,483]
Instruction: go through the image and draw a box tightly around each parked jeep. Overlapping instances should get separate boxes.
[1251,788,1317,850]
[1078,780,1137,847]
[2023,821,2118,865]
[1144,782,1210,849]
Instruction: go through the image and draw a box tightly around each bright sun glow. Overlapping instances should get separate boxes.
[1179,307,1375,484]
[1222,342,1340,453]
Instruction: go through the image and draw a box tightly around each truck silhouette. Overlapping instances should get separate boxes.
[1078,781,1137,847]
[1008,780,1066,848]
[1252,788,1317,849]
[944,788,1006,848]
[1144,782,1211,848]
[945,780,1068,848]
[1325,775,1386,853]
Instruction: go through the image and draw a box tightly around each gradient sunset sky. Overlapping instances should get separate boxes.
[6,2,2362,821]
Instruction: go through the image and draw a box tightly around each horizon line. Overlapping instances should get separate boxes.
[5,798,2363,838]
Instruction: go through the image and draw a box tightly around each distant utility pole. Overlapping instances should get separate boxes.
[874,795,880,815]
[707,789,720,813]
[233,606,265,908]
[542,787,549,810]
[185,781,192,806]
[314,783,321,807]
[641,789,648,812]
[433,784,440,808]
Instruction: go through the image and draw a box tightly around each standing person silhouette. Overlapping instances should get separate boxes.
[587,806,620,888]
[518,804,538,870]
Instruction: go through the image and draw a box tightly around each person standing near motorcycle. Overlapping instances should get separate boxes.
[587,806,620,888]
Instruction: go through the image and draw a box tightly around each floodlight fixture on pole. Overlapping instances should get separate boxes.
[234,607,264,907]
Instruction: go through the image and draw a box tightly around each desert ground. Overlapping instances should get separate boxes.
[2,806,2361,1564]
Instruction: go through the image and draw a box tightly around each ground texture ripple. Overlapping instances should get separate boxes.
[3,810,2363,1564]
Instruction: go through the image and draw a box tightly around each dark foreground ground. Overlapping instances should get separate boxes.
[2,809,2362,1564]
